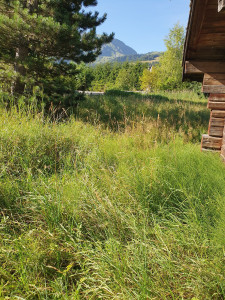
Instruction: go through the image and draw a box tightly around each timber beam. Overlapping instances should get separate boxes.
[184,61,225,76]
[201,135,222,150]
[201,93,225,155]
[203,73,225,94]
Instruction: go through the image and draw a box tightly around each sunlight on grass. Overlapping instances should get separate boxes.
[0,93,224,299]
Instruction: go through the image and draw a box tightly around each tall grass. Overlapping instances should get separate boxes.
[76,91,208,143]
[0,93,224,299]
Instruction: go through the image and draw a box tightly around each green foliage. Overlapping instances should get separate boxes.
[75,63,94,91]
[0,92,224,299]
[0,0,113,99]
[77,24,199,94]
[140,23,191,92]
[140,68,155,91]
[111,51,163,63]
[156,23,184,90]
[77,61,149,92]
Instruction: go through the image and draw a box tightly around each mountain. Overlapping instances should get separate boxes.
[95,38,163,64]
[95,38,137,64]
[111,52,163,63]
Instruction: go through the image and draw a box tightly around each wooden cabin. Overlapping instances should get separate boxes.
[183,0,225,160]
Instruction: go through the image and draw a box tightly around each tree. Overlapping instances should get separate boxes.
[75,63,94,91]
[0,0,113,98]
[140,68,155,91]
[140,23,185,91]
[156,23,185,90]
[115,62,147,91]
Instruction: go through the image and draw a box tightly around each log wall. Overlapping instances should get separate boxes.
[183,0,225,161]
[201,93,225,156]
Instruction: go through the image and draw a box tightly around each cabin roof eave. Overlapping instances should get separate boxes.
[182,0,197,81]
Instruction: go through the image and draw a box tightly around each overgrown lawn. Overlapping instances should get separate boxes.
[0,93,224,299]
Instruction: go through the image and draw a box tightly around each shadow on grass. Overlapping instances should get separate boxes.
[75,93,210,138]
[105,90,207,106]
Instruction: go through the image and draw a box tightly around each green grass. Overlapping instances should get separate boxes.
[0,92,224,299]
[76,90,208,143]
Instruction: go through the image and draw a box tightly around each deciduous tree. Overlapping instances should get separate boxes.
[140,24,185,91]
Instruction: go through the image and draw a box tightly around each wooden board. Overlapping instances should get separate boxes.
[198,33,225,48]
[209,94,225,102]
[211,110,225,118]
[208,114,225,137]
[209,117,225,127]
[203,85,225,94]
[185,0,209,55]
[185,61,225,75]
[201,148,220,153]
[201,134,222,150]
[204,73,225,86]
[208,125,224,137]
[183,0,225,75]
[208,101,225,110]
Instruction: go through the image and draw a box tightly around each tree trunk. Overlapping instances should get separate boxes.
[11,0,38,95]
[12,46,28,95]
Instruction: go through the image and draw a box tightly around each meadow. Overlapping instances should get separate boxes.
[0,91,225,299]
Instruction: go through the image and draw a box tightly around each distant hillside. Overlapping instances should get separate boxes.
[111,51,163,63]
[102,38,137,56]
[95,39,137,64]
[95,38,163,64]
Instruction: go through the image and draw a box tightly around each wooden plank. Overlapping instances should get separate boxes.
[187,48,225,61]
[209,94,225,102]
[211,110,225,118]
[208,101,225,110]
[186,0,209,53]
[198,33,225,47]
[203,85,225,94]
[185,61,204,74]
[184,61,225,74]
[204,73,225,86]
[208,125,224,137]
[202,148,220,153]
[209,117,225,127]
[202,19,225,33]
[201,134,222,150]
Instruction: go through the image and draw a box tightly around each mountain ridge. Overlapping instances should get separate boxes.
[95,38,163,64]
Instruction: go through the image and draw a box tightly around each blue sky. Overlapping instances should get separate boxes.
[92,0,190,54]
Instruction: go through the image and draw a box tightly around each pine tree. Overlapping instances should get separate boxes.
[0,0,113,96]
